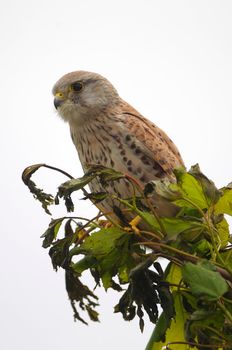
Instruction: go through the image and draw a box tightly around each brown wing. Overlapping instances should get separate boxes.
[120,102,185,178]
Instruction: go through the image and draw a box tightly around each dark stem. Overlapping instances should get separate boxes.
[136,236,232,283]
[43,164,74,179]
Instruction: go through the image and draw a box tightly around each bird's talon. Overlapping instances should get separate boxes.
[124,216,141,235]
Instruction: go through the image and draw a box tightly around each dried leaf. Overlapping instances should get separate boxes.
[22,164,54,214]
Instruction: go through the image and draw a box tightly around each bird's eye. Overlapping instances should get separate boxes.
[70,81,84,92]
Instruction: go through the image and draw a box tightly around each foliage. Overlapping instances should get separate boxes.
[22,164,232,349]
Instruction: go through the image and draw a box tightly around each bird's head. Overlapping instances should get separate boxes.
[52,71,120,124]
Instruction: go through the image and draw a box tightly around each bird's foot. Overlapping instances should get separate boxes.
[124,215,141,235]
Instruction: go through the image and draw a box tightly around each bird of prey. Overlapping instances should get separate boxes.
[53,71,184,223]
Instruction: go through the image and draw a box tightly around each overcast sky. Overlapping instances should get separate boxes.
[1,1,232,349]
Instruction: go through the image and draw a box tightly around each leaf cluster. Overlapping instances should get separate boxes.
[22,163,232,349]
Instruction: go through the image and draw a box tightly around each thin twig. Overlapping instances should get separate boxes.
[42,164,74,179]
[136,237,232,283]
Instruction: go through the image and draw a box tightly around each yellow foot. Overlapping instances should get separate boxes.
[125,216,141,235]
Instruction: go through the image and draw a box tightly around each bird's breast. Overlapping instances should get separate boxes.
[70,117,165,185]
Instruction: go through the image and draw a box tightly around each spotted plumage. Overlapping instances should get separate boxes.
[53,71,185,221]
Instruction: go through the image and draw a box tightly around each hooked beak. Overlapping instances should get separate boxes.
[54,97,64,109]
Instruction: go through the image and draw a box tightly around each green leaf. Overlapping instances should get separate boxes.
[192,239,211,256]
[180,226,205,243]
[73,227,127,257]
[70,227,137,289]
[145,293,193,350]
[189,164,221,205]
[57,166,125,212]
[185,309,225,344]
[174,165,221,211]
[182,262,228,301]
[72,256,97,274]
[137,211,162,233]
[82,191,108,203]
[215,218,230,248]
[189,308,224,324]
[219,249,232,272]
[145,264,183,347]
[174,168,209,209]
[41,218,63,248]
[84,165,124,187]
[96,166,125,186]
[215,184,232,216]
[58,175,95,197]
[140,212,204,240]
[49,234,75,270]
[162,218,204,240]
[118,252,139,284]
[146,311,171,345]
[165,263,182,288]
[24,161,232,336]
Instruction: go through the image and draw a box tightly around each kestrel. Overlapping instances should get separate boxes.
[53,71,184,222]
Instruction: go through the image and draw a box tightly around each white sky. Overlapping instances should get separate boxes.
[1,1,232,349]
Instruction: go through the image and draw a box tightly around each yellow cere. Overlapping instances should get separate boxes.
[55,92,64,98]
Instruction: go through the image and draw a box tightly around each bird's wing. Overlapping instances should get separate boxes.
[120,103,185,177]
